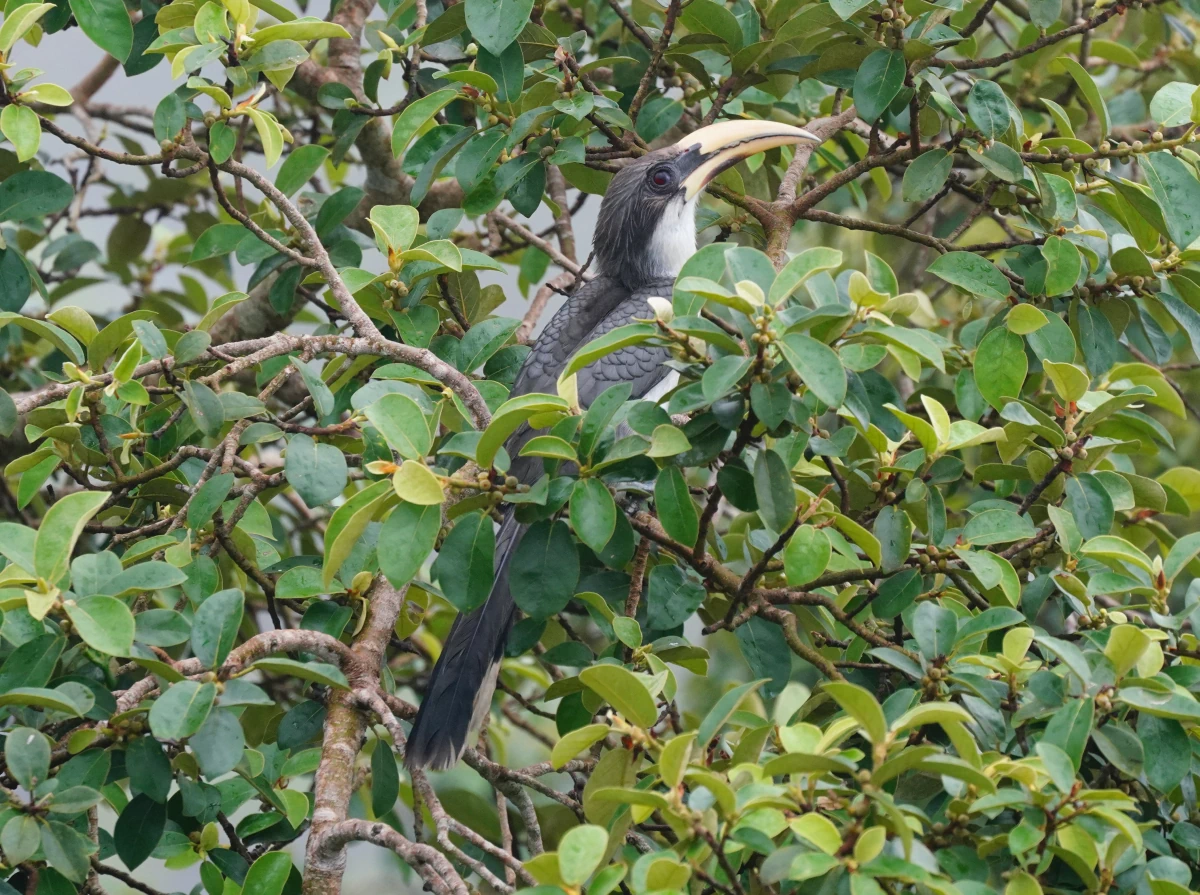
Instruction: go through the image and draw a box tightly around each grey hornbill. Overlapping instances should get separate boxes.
[405,119,820,770]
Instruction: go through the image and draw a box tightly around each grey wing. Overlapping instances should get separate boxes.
[509,274,632,399]
[503,279,673,481]
[575,290,672,407]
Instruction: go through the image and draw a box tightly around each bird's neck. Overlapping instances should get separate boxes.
[595,196,697,288]
[645,196,698,280]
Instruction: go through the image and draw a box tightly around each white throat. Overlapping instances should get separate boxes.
[646,196,698,279]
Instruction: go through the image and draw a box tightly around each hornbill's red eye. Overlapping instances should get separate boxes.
[650,168,673,188]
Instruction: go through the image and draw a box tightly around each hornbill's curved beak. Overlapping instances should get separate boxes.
[674,119,822,200]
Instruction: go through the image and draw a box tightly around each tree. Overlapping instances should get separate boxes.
[1,0,1200,889]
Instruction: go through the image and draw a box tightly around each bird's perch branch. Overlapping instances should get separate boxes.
[775,106,861,206]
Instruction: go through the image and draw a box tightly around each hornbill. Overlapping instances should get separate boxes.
[405,119,820,770]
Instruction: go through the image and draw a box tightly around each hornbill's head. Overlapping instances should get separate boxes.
[593,119,820,286]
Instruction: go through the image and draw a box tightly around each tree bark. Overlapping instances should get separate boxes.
[302,577,407,895]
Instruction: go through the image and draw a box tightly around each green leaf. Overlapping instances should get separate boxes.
[476,44,524,102]
[251,17,349,42]
[183,379,225,437]
[0,313,84,364]
[578,665,658,727]
[967,80,1010,140]
[1,104,40,163]
[777,333,845,408]
[551,723,609,769]
[1065,473,1114,540]
[1044,361,1089,402]
[1006,303,1048,335]
[655,466,698,546]
[1035,741,1076,793]
[286,433,348,508]
[22,83,72,106]
[1103,623,1150,678]
[1150,81,1194,127]
[0,170,72,222]
[1081,535,1154,575]
[35,490,108,584]
[367,204,419,254]
[902,149,952,202]
[0,687,83,715]
[476,393,570,469]
[1141,150,1200,250]
[465,0,534,54]
[955,548,1020,606]
[1,816,40,864]
[188,472,236,530]
[190,223,245,263]
[190,707,246,777]
[241,851,293,895]
[0,3,56,53]
[113,794,166,871]
[753,449,796,532]
[366,393,432,460]
[783,525,831,586]
[246,109,284,166]
[5,727,50,789]
[378,502,440,588]
[0,388,16,437]
[570,478,617,553]
[322,479,392,588]
[190,588,244,669]
[874,505,912,571]
[769,247,843,304]
[41,819,94,882]
[174,329,211,364]
[392,460,446,505]
[974,327,1027,411]
[645,564,704,630]
[251,658,349,689]
[1043,696,1093,768]
[558,825,608,886]
[564,323,657,378]
[126,735,172,803]
[1041,236,1081,296]
[510,520,579,617]
[291,359,335,418]
[391,89,461,157]
[149,679,217,739]
[275,144,330,196]
[647,424,691,458]
[701,354,751,403]
[1164,531,1200,583]
[962,507,1037,546]
[912,601,957,658]
[698,679,765,747]
[954,607,1024,644]
[434,510,495,612]
[1052,57,1109,137]
[580,384,634,465]
[371,738,400,817]
[927,252,1011,301]
[735,616,790,699]
[68,0,133,60]
[853,49,905,122]
[131,320,168,358]
[823,681,888,744]
[63,595,134,655]
[1140,715,1189,792]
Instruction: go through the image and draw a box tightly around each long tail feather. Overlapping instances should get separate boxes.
[405,513,522,770]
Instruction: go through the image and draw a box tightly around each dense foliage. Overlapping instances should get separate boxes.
[3,0,1200,889]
